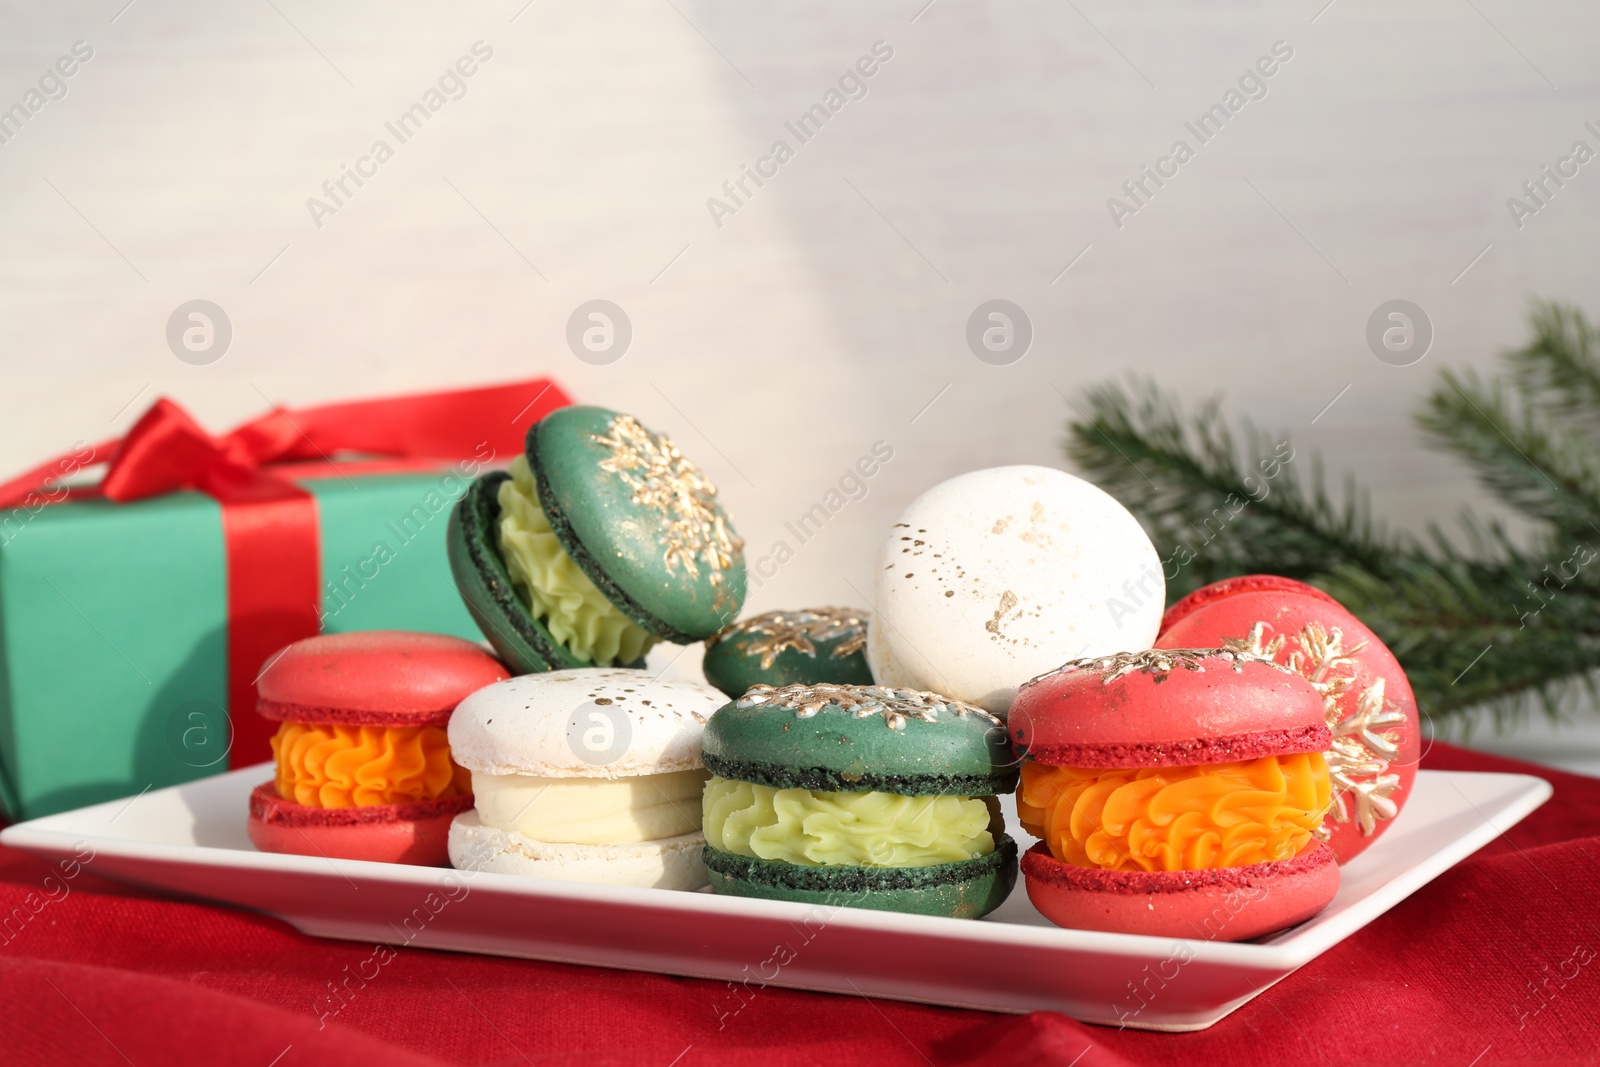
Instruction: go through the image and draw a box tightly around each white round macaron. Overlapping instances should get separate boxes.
[867,465,1163,714]
[447,667,727,890]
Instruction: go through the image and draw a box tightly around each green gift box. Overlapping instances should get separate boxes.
[0,381,570,821]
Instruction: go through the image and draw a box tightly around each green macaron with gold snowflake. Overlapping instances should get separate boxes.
[700,682,1018,919]
[701,607,874,698]
[448,405,747,673]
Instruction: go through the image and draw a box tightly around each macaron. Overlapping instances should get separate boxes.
[446,667,727,889]
[1159,574,1338,633]
[247,631,509,866]
[866,465,1163,715]
[700,683,1019,919]
[701,607,873,698]
[1011,648,1339,941]
[448,405,747,675]
[1155,575,1419,863]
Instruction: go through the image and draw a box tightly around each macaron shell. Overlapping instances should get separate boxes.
[448,668,726,779]
[1155,588,1421,863]
[702,685,1016,796]
[1009,651,1330,768]
[529,406,746,642]
[703,640,873,698]
[447,472,602,676]
[447,811,708,890]
[867,465,1164,714]
[1021,841,1339,941]
[247,784,471,866]
[701,609,874,698]
[255,631,510,725]
[1159,574,1338,635]
[703,836,1018,919]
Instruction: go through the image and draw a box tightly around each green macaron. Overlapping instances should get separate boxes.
[448,406,747,675]
[701,607,874,698]
[700,682,1019,919]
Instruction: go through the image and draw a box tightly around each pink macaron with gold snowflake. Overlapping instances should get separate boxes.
[1156,575,1419,863]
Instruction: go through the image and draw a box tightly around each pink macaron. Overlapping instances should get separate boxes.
[1159,574,1338,634]
[1011,648,1339,942]
[1156,575,1419,863]
[248,631,509,866]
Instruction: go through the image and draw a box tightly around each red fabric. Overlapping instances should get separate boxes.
[0,742,1595,1066]
[0,381,571,769]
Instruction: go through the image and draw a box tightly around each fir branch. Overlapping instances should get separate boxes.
[1417,367,1600,539]
[1066,378,1397,597]
[1507,301,1600,438]
[1063,303,1600,731]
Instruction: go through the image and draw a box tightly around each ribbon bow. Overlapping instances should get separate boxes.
[102,399,334,503]
[0,379,571,766]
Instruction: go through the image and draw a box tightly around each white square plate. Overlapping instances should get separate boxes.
[0,766,1549,1031]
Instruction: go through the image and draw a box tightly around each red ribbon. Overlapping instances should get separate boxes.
[0,379,571,768]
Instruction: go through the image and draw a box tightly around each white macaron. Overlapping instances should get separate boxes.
[867,465,1163,714]
[446,667,727,890]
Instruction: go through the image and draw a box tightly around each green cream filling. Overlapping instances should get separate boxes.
[496,455,658,667]
[703,776,995,868]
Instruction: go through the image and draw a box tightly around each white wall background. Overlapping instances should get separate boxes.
[4,0,1600,768]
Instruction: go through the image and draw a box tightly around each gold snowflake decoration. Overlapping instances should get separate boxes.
[1222,621,1407,837]
[735,682,999,732]
[590,414,743,585]
[1037,647,1285,687]
[710,608,868,669]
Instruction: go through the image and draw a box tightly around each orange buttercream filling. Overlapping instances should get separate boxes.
[1018,753,1331,873]
[271,722,472,808]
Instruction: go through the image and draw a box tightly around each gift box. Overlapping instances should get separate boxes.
[0,380,570,820]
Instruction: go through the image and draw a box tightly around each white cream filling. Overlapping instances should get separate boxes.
[472,768,709,844]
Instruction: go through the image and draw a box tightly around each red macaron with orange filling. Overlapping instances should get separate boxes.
[1010,648,1339,941]
[247,631,509,866]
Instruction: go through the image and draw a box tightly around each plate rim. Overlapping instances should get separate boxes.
[0,766,1552,973]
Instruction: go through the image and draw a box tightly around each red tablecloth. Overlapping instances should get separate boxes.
[2,742,1596,1067]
